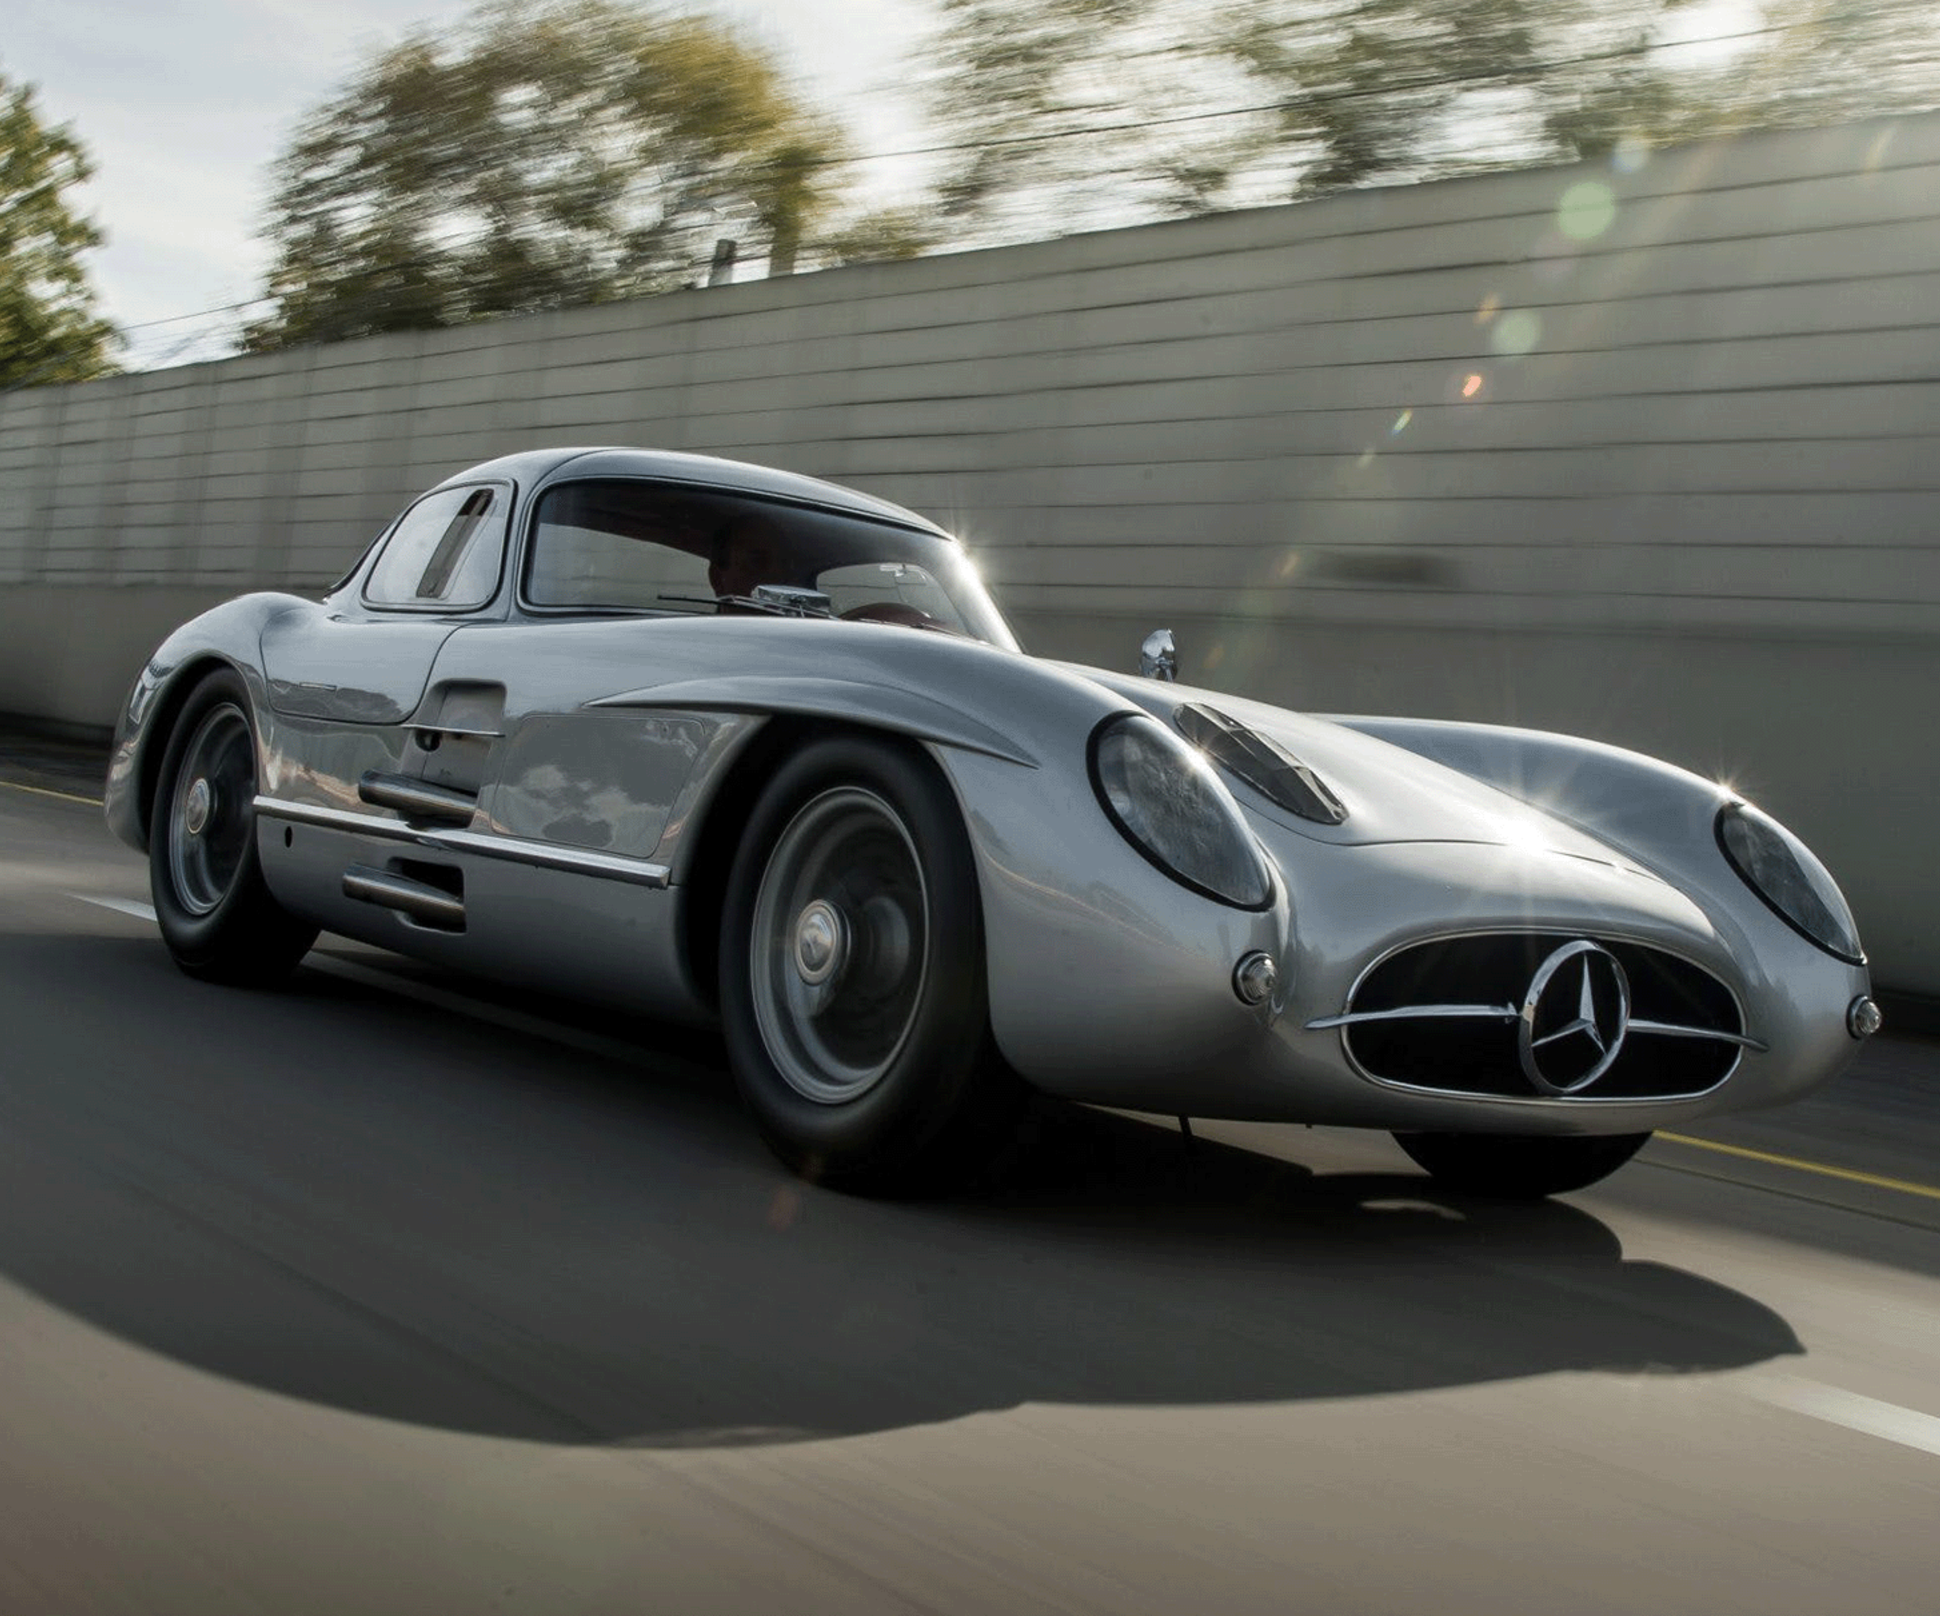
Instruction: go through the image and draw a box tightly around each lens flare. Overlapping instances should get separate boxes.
[1461,373,1483,400]
[1391,409,1413,436]
[1491,310,1541,357]
[1558,182,1617,242]
[1474,293,1501,325]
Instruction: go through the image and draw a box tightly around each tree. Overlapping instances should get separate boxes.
[0,69,118,389]
[921,0,1269,237]
[913,0,1940,240]
[244,0,851,350]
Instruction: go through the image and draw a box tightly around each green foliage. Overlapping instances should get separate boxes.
[814,206,940,267]
[0,69,118,389]
[244,0,849,350]
[916,0,1940,237]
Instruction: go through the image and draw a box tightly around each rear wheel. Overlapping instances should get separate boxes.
[1392,1130,1651,1199]
[718,735,1021,1194]
[149,669,316,984]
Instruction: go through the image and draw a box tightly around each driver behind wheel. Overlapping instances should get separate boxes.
[708,513,788,605]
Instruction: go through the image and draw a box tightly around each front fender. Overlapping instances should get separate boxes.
[930,743,1293,1102]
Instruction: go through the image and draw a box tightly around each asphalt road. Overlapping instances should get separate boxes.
[3,765,1938,1615]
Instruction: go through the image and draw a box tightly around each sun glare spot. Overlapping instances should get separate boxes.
[1491,310,1541,357]
[1461,373,1483,399]
[1558,182,1617,242]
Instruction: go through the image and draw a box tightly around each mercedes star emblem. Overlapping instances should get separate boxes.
[1517,940,1631,1094]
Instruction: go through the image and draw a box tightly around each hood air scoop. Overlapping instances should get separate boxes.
[1176,703,1348,825]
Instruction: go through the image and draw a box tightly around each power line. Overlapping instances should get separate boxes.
[116,295,272,335]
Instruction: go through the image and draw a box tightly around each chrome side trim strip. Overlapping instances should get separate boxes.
[255,796,672,889]
[343,865,466,927]
[259,798,422,843]
[414,724,503,739]
[358,771,477,824]
[434,830,672,888]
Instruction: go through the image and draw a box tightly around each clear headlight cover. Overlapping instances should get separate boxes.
[1716,801,1863,965]
[1089,713,1273,909]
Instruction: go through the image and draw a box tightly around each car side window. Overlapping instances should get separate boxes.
[525,483,716,610]
[364,485,505,609]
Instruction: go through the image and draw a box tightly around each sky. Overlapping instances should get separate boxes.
[8,0,936,369]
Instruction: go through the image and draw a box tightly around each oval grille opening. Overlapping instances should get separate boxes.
[1338,934,1746,1100]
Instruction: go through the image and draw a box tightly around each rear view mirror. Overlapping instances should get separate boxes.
[1139,628,1177,682]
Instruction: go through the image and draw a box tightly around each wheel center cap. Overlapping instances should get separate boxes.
[793,900,847,986]
[184,778,214,837]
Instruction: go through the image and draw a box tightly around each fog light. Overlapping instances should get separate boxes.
[1847,995,1882,1040]
[1233,951,1278,1006]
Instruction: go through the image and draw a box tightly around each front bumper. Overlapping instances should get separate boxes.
[944,752,1869,1135]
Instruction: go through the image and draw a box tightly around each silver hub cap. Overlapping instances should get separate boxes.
[184,778,213,837]
[749,787,929,1105]
[793,900,847,986]
[167,704,255,917]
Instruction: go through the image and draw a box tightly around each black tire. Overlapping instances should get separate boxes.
[148,668,317,985]
[718,734,1022,1194]
[1392,1130,1652,1199]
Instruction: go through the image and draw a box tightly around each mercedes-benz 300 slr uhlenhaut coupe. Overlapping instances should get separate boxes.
[105,447,1879,1197]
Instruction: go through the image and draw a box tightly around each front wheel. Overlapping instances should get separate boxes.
[149,669,317,985]
[718,735,1021,1194]
[1392,1130,1651,1199]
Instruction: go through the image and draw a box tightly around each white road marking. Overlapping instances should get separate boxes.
[71,894,157,923]
[1748,1375,1940,1460]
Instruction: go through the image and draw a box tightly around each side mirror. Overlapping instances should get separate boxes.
[1139,628,1177,682]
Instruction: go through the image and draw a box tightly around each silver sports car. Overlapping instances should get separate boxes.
[105,447,1879,1197]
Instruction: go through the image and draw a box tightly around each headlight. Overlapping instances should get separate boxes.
[1089,713,1273,908]
[1716,801,1863,965]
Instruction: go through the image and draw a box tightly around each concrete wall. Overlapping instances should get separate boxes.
[4,113,1938,990]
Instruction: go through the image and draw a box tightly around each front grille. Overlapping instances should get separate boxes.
[1331,933,1747,1101]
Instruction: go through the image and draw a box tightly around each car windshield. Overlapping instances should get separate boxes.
[523,478,1017,650]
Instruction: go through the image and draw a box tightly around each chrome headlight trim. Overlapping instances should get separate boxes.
[1088,712,1274,910]
[1715,801,1864,966]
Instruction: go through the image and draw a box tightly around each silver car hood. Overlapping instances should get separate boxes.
[1068,666,1645,869]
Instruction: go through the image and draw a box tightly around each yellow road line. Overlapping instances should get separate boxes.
[0,778,103,807]
[1658,1131,1940,1204]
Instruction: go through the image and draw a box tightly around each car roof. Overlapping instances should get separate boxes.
[433,446,950,538]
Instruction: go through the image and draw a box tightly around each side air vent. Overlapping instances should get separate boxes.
[1175,703,1347,825]
[1309,933,1757,1101]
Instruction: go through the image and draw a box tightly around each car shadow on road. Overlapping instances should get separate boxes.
[0,931,1803,1450]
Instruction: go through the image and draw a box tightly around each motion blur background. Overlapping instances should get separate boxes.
[4,0,1938,989]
